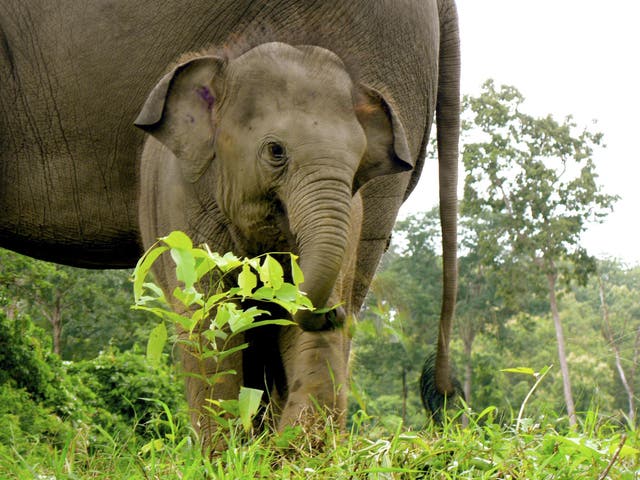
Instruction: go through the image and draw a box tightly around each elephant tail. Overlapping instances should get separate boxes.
[420,350,464,423]
[431,0,461,410]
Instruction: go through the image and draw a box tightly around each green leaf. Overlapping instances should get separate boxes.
[133,305,189,325]
[172,286,203,308]
[475,405,498,423]
[213,303,231,329]
[228,305,262,333]
[193,251,218,282]
[238,387,263,432]
[132,245,168,302]
[170,247,197,290]
[237,263,257,298]
[269,291,314,313]
[146,322,167,367]
[252,286,275,300]
[501,367,536,376]
[537,365,553,377]
[161,230,193,250]
[140,438,165,455]
[314,303,341,314]
[291,254,305,285]
[229,318,293,335]
[202,292,232,316]
[274,282,299,302]
[214,398,239,417]
[137,306,197,331]
[142,281,165,301]
[261,255,284,289]
[206,343,249,362]
[217,251,243,272]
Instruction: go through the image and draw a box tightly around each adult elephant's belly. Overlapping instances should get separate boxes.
[0,146,142,269]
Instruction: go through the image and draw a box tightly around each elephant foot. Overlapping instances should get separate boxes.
[277,392,346,451]
[272,326,350,452]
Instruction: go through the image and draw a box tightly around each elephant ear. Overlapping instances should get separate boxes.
[353,85,413,192]
[134,56,226,182]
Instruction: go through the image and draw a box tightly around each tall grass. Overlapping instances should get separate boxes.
[3,233,636,478]
[2,402,637,479]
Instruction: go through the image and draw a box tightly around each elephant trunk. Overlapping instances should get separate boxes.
[285,167,353,331]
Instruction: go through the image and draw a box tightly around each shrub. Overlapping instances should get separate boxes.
[0,311,77,454]
[67,346,186,439]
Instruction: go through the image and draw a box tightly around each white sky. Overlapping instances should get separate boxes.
[400,0,640,266]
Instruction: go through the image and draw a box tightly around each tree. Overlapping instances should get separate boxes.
[0,249,70,354]
[462,80,618,426]
[595,260,640,425]
[0,248,150,360]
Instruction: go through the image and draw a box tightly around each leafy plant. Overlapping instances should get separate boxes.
[67,346,186,440]
[131,231,312,436]
[501,365,552,431]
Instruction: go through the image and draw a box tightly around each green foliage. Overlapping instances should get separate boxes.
[0,309,57,402]
[0,383,75,467]
[66,346,186,440]
[502,365,553,431]
[462,79,617,280]
[0,74,637,474]
[351,309,426,429]
[0,309,87,447]
[354,80,633,426]
[0,248,152,360]
[0,306,186,462]
[132,231,312,439]
[132,230,308,334]
[2,401,637,478]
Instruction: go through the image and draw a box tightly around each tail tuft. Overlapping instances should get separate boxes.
[419,351,464,423]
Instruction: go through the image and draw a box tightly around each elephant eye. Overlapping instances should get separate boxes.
[264,141,288,165]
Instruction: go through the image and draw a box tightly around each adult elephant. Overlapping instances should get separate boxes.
[0,0,459,448]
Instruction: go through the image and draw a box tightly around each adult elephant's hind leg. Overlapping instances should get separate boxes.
[277,327,351,435]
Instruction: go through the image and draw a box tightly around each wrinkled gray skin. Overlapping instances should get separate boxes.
[0,0,460,449]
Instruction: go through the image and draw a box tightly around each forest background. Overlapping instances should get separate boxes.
[1,80,637,447]
[1,0,639,476]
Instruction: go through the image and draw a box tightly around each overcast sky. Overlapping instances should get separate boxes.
[400,0,640,265]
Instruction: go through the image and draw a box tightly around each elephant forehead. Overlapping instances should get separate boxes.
[227,46,355,117]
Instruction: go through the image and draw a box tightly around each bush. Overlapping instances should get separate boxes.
[0,306,187,458]
[67,346,186,439]
[0,310,77,454]
[0,311,58,402]
[0,384,73,458]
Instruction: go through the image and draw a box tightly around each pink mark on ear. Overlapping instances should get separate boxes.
[196,86,215,110]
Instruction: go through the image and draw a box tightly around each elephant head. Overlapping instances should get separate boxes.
[134,42,412,330]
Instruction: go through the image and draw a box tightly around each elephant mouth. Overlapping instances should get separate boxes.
[236,200,297,256]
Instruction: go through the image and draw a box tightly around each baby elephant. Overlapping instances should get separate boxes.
[135,41,412,446]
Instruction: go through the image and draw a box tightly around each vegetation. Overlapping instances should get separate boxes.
[462,80,618,426]
[2,238,638,478]
[1,82,638,477]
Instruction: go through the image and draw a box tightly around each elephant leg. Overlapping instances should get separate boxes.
[176,325,244,451]
[277,326,351,433]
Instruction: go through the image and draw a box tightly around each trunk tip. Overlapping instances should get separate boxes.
[294,306,345,331]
